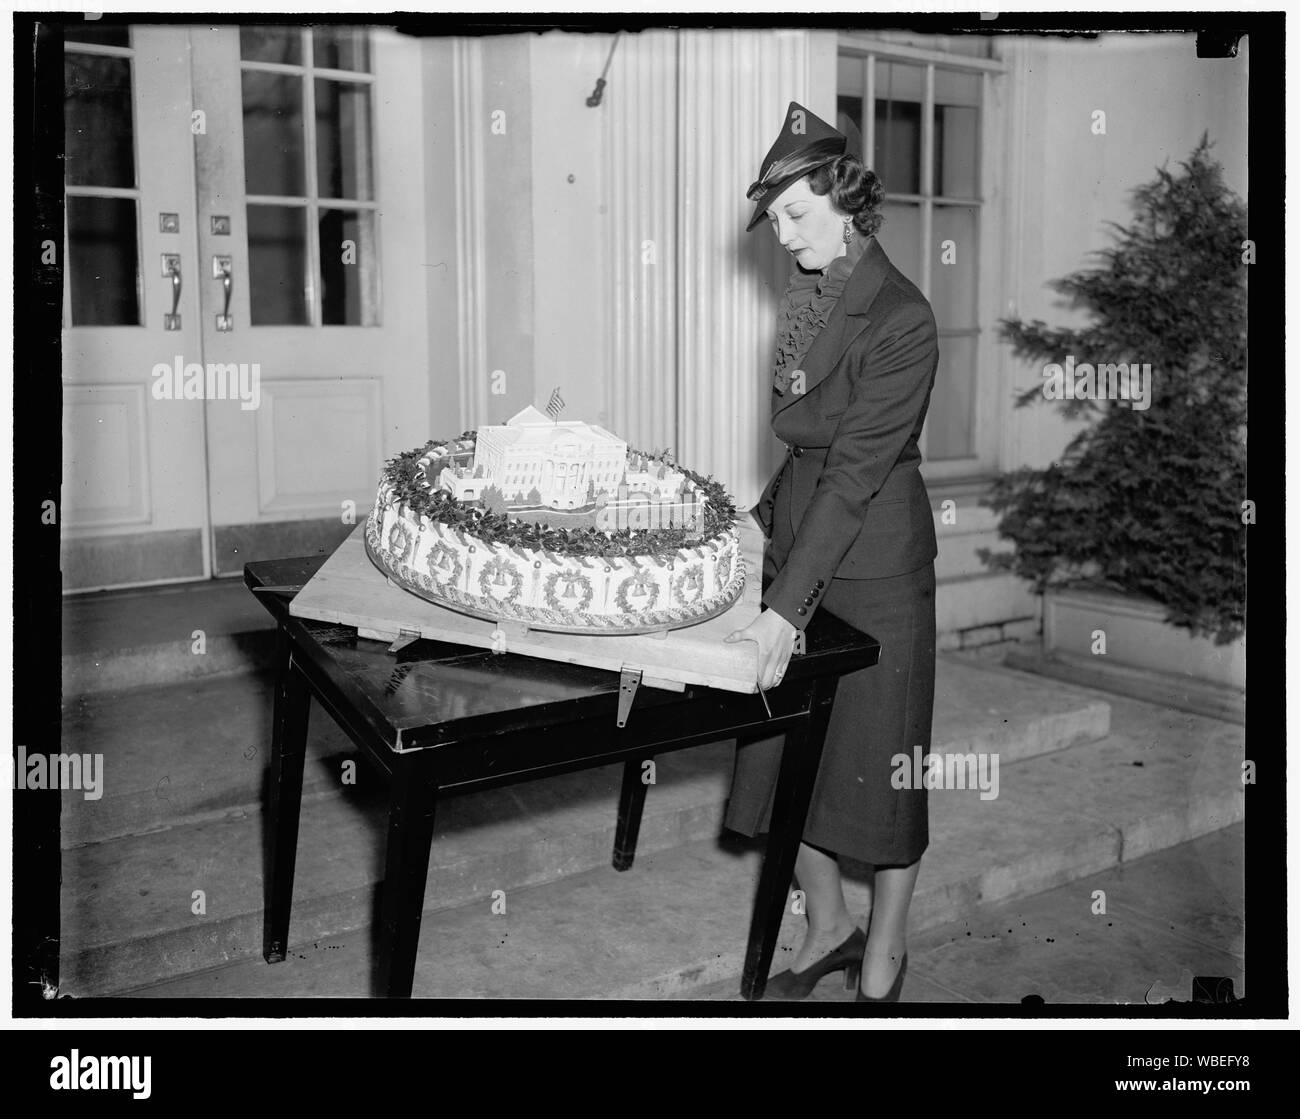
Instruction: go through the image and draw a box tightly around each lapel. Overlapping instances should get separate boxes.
[773,236,894,418]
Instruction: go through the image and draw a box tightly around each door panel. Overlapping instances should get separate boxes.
[62,24,210,588]
[62,385,152,525]
[62,22,432,588]
[253,378,384,513]
[190,25,430,575]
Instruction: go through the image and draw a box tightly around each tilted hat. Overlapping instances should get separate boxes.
[745,102,847,232]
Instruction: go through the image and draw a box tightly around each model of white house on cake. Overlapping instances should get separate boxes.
[367,404,743,632]
[435,405,707,533]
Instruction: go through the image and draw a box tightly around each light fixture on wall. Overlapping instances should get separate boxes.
[586,32,622,107]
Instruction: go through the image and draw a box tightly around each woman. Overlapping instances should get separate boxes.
[723,102,939,1002]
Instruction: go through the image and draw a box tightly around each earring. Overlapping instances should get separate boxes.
[842,218,854,245]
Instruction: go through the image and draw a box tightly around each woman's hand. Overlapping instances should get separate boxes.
[725,607,799,690]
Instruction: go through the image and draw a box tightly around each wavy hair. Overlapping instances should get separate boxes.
[806,155,886,238]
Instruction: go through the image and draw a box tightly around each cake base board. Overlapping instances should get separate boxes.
[288,522,767,694]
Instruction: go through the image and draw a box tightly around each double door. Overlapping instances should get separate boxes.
[62,23,430,587]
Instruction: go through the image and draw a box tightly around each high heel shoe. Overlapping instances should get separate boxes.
[763,927,867,1001]
[856,952,908,1002]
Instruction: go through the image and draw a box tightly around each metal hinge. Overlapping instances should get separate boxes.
[616,666,642,728]
[387,627,422,654]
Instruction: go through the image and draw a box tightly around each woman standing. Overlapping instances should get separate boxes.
[724,102,939,1002]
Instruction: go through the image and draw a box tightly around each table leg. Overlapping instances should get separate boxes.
[612,757,650,871]
[376,755,439,998]
[740,677,839,1001]
[263,626,311,964]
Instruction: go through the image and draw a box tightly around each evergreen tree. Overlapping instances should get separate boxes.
[980,137,1246,643]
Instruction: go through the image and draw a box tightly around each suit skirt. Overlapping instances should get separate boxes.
[723,542,936,867]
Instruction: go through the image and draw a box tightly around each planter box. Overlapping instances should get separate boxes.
[1043,587,1244,691]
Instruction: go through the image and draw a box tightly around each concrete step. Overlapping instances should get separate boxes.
[118,701,1245,1001]
[61,656,1111,848]
[59,656,1111,995]
[73,686,1248,998]
[60,672,358,848]
[1004,645,1246,726]
[62,577,277,698]
[59,744,733,997]
[936,571,1039,634]
[681,821,1245,1004]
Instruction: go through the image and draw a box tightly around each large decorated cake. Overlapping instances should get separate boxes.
[365,406,745,633]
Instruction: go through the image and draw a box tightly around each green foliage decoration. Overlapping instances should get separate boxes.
[979,137,1247,644]
[381,432,738,563]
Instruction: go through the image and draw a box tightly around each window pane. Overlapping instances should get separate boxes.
[934,67,980,107]
[242,71,305,196]
[319,209,378,325]
[837,55,867,161]
[313,26,370,72]
[64,22,130,47]
[247,204,309,325]
[315,80,373,200]
[878,59,924,100]
[240,26,302,65]
[65,53,135,188]
[874,63,923,195]
[837,53,864,93]
[931,205,978,329]
[837,95,865,163]
[935,70,980,198]
[926,334,977,460]
[876,201,921,284]
[67,196,140,326]
[935,104,979,198]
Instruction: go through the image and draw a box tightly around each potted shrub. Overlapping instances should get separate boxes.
[979,137,1246,694]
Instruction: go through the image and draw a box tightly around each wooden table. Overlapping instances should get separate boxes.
[245,554,880,999]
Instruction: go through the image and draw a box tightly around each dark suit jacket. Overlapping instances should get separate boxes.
[754,236,939,631]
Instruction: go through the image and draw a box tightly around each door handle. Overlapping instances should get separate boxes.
[214,256,233,332]
[163,256,182,331]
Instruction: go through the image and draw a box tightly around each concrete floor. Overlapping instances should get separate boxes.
[685,821,1245,1004]
[61,645,1245,1001]
[119,821,1243,1005]
[60,567,1246,1005]
[58,553,1251,1009]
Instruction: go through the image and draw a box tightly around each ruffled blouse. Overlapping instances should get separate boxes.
[772,234,867,396]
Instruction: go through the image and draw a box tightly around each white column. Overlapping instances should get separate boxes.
[600,30,681,455]
[676,29,815,507]
[451,38,488,433]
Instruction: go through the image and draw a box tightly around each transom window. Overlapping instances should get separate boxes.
[239,26,380,326]
[837,36,1000,465]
